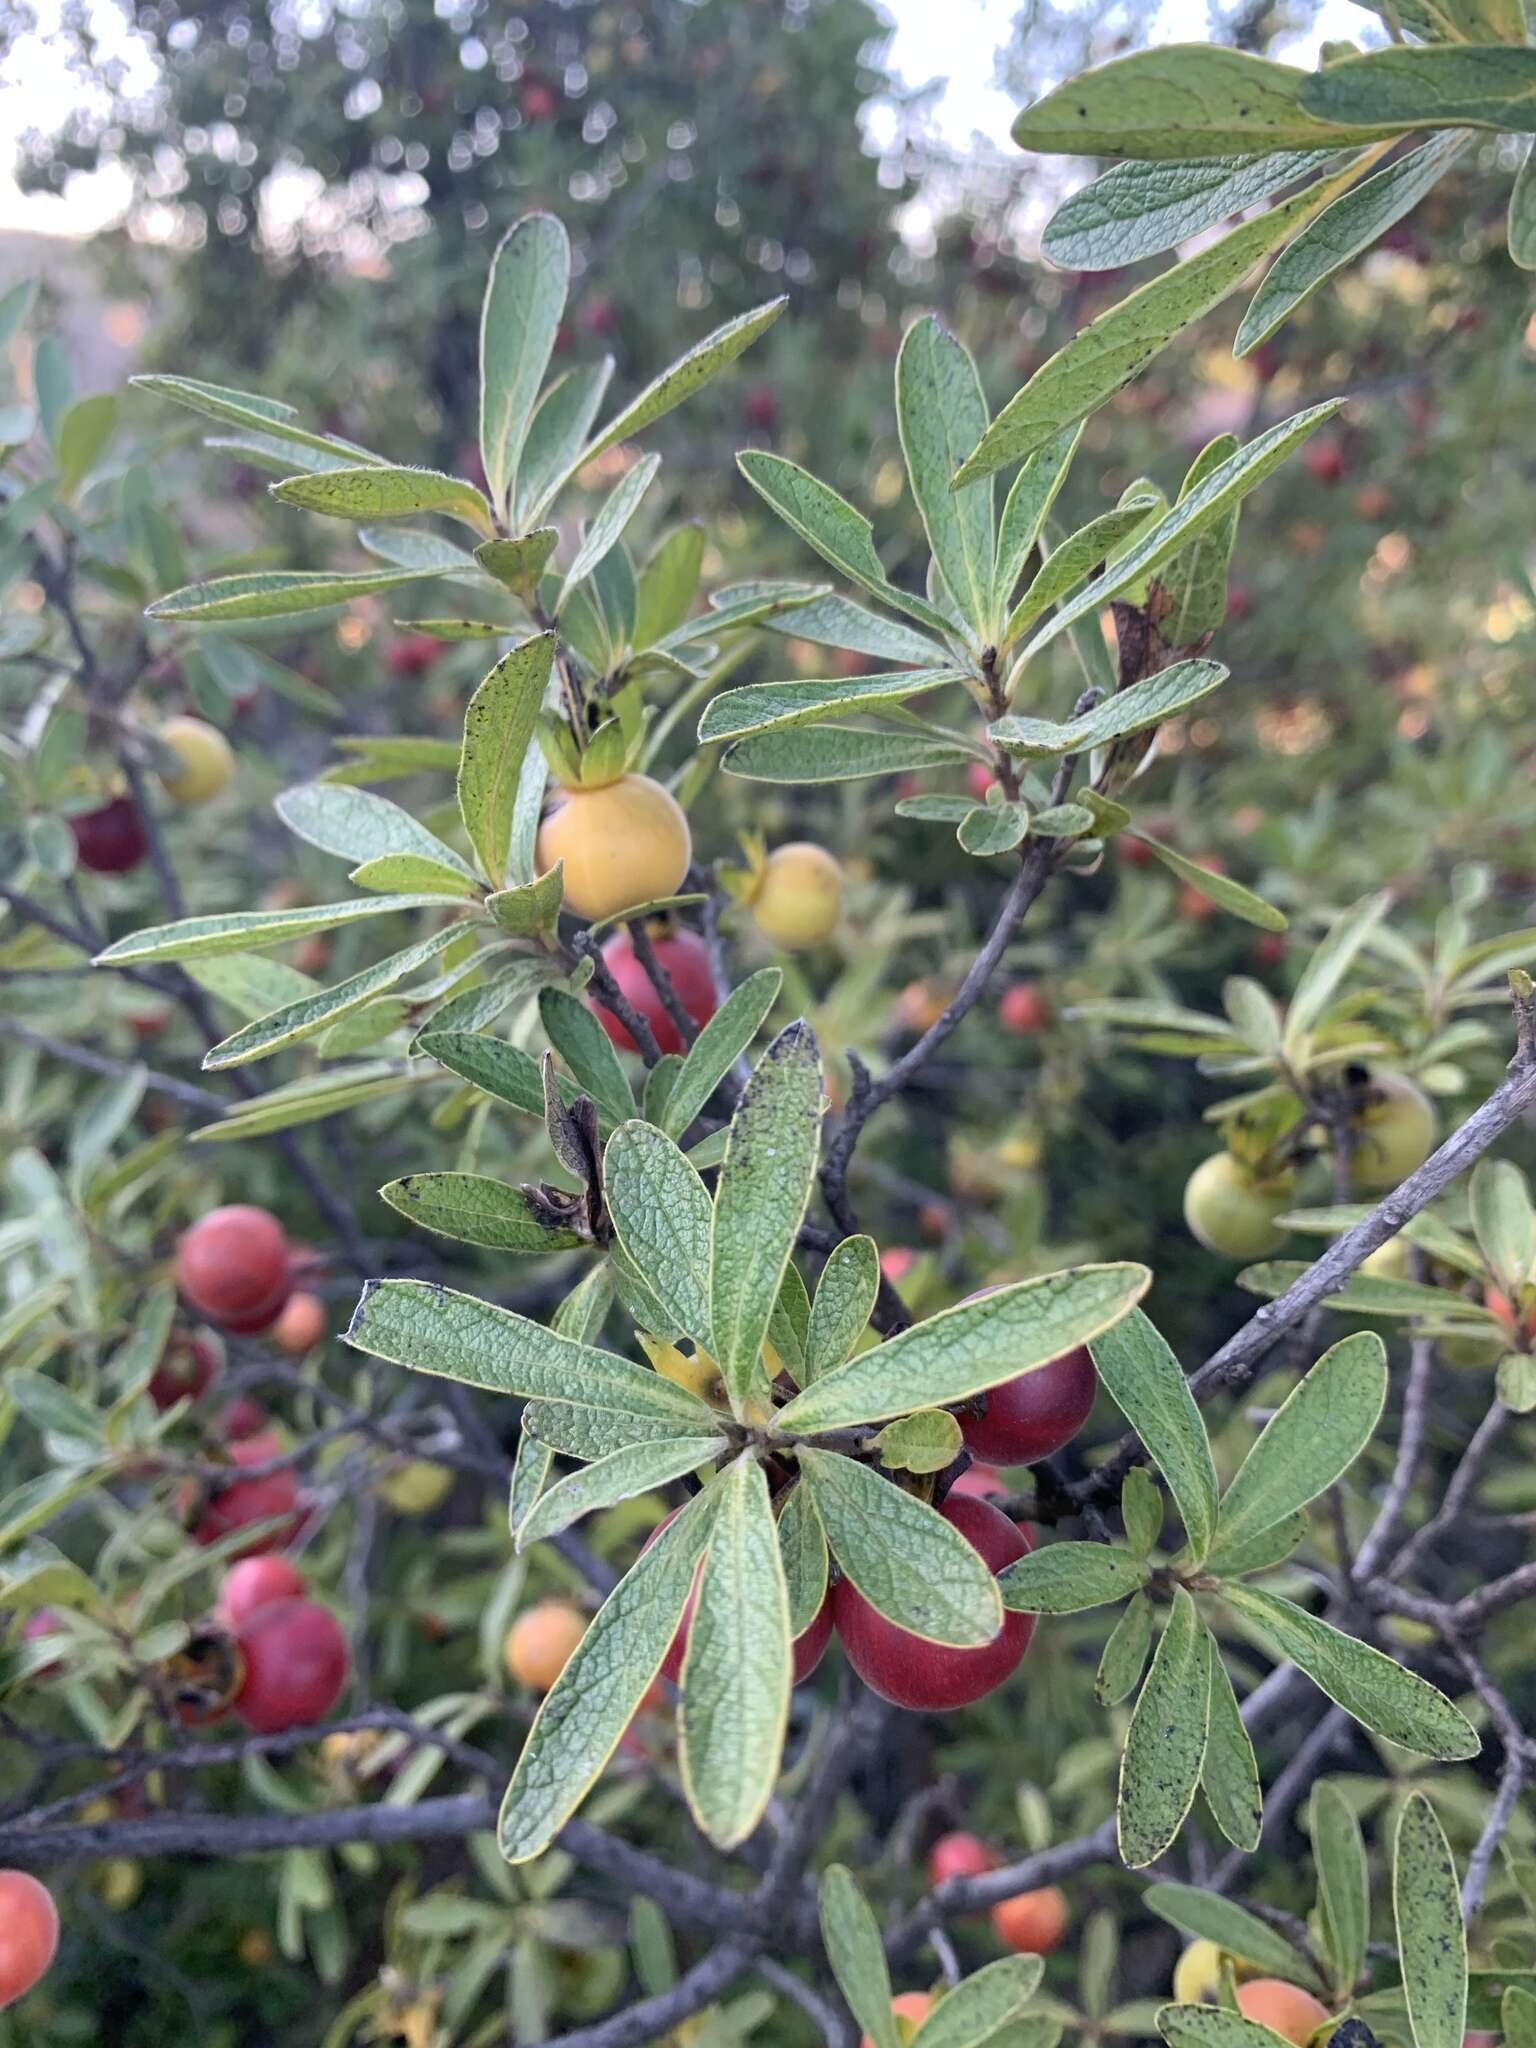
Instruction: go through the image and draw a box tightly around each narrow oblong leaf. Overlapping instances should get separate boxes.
[1118,1588,1210,1868]
[806,1235,880,1381]
[458,634,554,889]
[1394,1793,1467,2048]
[777,1264,1149,1434]
[516,1435,723,1551]
[1311,1780,1370,1998]
[1222,1583,1479,1760]
[480,212,570,517]
[1201,1635,1263,1855]
[380,1172,585,1252]
[797,1447,1004,1648]
[998,1542,1147,1614]
[678,1454,792,1850]
[1089,1311,1219,1565]
[271,464,492,534]
[709,1022,826,1420]
[602,1122,715,1352]
[1215,1332,1387,1554]
[911,1956,1047,2048]
[821,1866,897,2048]
[1236,133,1469,354]
[499,1484,718,1861]
[661,968,781,1140]
[896,316,994,632]
[1144,1884,1319,1987]
[1043,150,1339,271]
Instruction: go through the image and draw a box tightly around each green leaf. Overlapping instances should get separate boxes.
[709,1023,825,1421]
[1311,1780,1370,1998]
[146,566,444,623]
[1131,840,1288,933]
[778,1264,1149,1434]
[539,988,635,1126]
[1004,504,1158,645]
[1215,1332,1387,1554]
[458,634,554,889]
[778,1478,828,1637]
[875,1408,964,1475]
[954,185,1352,485]
[820,1866,897,2048]
[203,926,463,1068]
[769,593,950,668]
[602,1122,715,1352]
[515,360,614,528]
[634,524,705,648]
[1394,1793,1467,2048]
[1089,1311,1219,1565]
[992,660,1228,759]
[722,726,974,784]
[272,465,492,535]
[896,316,993,633]
[1043,151,1339,271]
[348,855,481,899]
[557,452,661,606]
[1013,47,1398,161]
[480,213,570,518]
[1098,1591,1154,1705]
[499,1484,717,1861]
[354,1280,670,1414]
[379,1173,586,1253]
[661,969,781,1140]
[1236,133,1469,354]
[1009,404,1344,661]
[276,781,476,880]
[1510,142,1536,270]
[992,425,1082,620]
[1118,1588,1209,1868]
[796,1447,1003,1647]
[998,1542,1148,1614]
[1222,1584,1479,1759]
[699,666,965,745]
[1122,1466,1163,1558]
[1145,1885,1319,1986]
[806,1235,879,1381]
[515,1435,724,1551]
[736,449,950,635]
[679,1454,791,1849]
[1301,46,1536,138]
[911,1958,1047,2048]
[1201,1637,1263,1855]
[1469,1157,1534,1293]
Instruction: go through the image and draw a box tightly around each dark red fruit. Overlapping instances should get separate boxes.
[590,927,718,1057]
[928,1830,999,1886]
[961,1347,1097,1465]
[70,797,148,875]
[147,1334,221,1412]
[232,1597,349,1732]
[220,1556,308,1627]
[833,1495,1036,1710]
[194,1431,302,1555]
[176,1206,291,1332]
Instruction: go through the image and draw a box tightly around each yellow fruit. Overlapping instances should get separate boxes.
[1183,1152,1295,1260]
[1174,1940,1225,2005]
[535,774,691,921]
[750,842,843,950]
[157,716,235,805]
[1347,1073,1435,1191]
[505,1599,587,1691]
[378,1460,454,1514]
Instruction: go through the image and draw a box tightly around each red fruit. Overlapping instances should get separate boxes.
[833,1494,1036,1710]
[590,927,718,1057]
[176,1206,291,1332]
[999,983,1051,1036]
[0,1870,59,2011]
[231,1597,349,1733]
[928,1831,999,1886]
[741,382,779,431]
[961,1346,1097,1465]
[386,632,443,678]
[1303,436,1346,485]
[220,1555,308,1626]
[70,796,148,875]
[194,1431,302,1555]
[147,1333,221,1412]
[219,1395,269,1441]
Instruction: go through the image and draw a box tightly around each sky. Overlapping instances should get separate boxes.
[0,0,1362,238]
